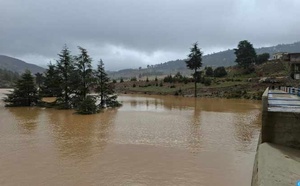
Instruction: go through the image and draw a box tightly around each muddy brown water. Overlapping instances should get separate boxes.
[0,89,261,186]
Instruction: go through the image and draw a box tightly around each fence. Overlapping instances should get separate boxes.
[280,86,300,97]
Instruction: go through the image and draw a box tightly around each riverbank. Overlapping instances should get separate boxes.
[114,79,273,100]
[114,60,300,100]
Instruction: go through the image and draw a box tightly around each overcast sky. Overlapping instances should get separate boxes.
[1,0,299,70]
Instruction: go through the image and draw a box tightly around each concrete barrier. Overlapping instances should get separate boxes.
[262,111,300,149]
[262,87,269,112]
[253,88,300,185]
[261,87,300,149]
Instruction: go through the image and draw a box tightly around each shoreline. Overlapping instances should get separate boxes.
[114,81,269,100]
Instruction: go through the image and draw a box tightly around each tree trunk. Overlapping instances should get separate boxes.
[194,69,197,97]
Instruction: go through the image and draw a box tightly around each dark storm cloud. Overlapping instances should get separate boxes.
[1,0,300,70]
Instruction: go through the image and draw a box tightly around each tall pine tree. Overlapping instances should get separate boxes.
[95,60,120,108]
[75,47,93,100]
[56,45,75,108]
[40,62,62,97]
[185,43,203,97]
[234,40,257,69]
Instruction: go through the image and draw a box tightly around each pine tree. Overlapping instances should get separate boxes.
[205,67,214,77]
[234,40,257,69]
[56,45,75,108]
[76,96,98,114]
[40,62,62,97]
[35,72,44,95]
[95,59,120,108]
[185,43,203,97]
[256,53,270,65]
[4,70,39,106]
[75,47,94,100]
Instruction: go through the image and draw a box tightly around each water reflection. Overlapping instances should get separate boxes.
[188,99,202,153]
[120,94,260,114]
[47,109,117,159]
[6,107,41,134]
[232,110,261,151]
[118,94,261,153]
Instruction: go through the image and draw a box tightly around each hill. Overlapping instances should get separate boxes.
[109,41,300,79]
[203,41,300,67]
[154,41,300,69]
[0,68,20,88]
[0,55,45,74]
[114,60,294,99]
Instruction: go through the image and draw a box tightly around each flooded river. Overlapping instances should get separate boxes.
[0,89,261,186]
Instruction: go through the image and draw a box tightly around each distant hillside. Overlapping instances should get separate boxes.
[203,41,300,67]
[156,41,300,69]
[109,41,300,79]
[0,68,20,88]
[0,55,45,74]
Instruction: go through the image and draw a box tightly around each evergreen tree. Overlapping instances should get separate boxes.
[35,72,44,94]
[205,67,214,77]
[213,66,227,77]
[76,96,98,114]
[75,47,94,100]
[185,43,203,97]
[256,53,270,65]
[56,45,75,108]
[95,59,120,108]
[234,40,257,69]
[41,63,62,97]
[4,70,39,106]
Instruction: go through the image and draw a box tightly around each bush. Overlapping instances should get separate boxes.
[130,77,137,81]
[76,97,98,115]
[164,75,173,83]
[106,95,122,107]
[256,53,270,65]
[203,78,212,86]
[205,67,214,77]
[174,88,182,96]
[214,66,227,77]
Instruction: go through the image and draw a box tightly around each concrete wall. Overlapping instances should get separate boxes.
[261,87,300,149]
[262,111,300,149]
[252,143,300,186]
[261,88,269,112]
[251,133,261,186]
[252,88,300,185]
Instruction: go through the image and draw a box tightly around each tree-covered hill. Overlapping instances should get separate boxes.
[0,68,20,88]
[108,41,300,78]
[0,55,45,74]
[156,41,300,69]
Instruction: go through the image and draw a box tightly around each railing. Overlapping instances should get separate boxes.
[280,86,300,97]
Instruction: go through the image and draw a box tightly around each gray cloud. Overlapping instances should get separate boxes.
[1,0,300,70]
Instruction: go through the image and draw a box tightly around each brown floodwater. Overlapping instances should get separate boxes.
[0,89,261,186]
